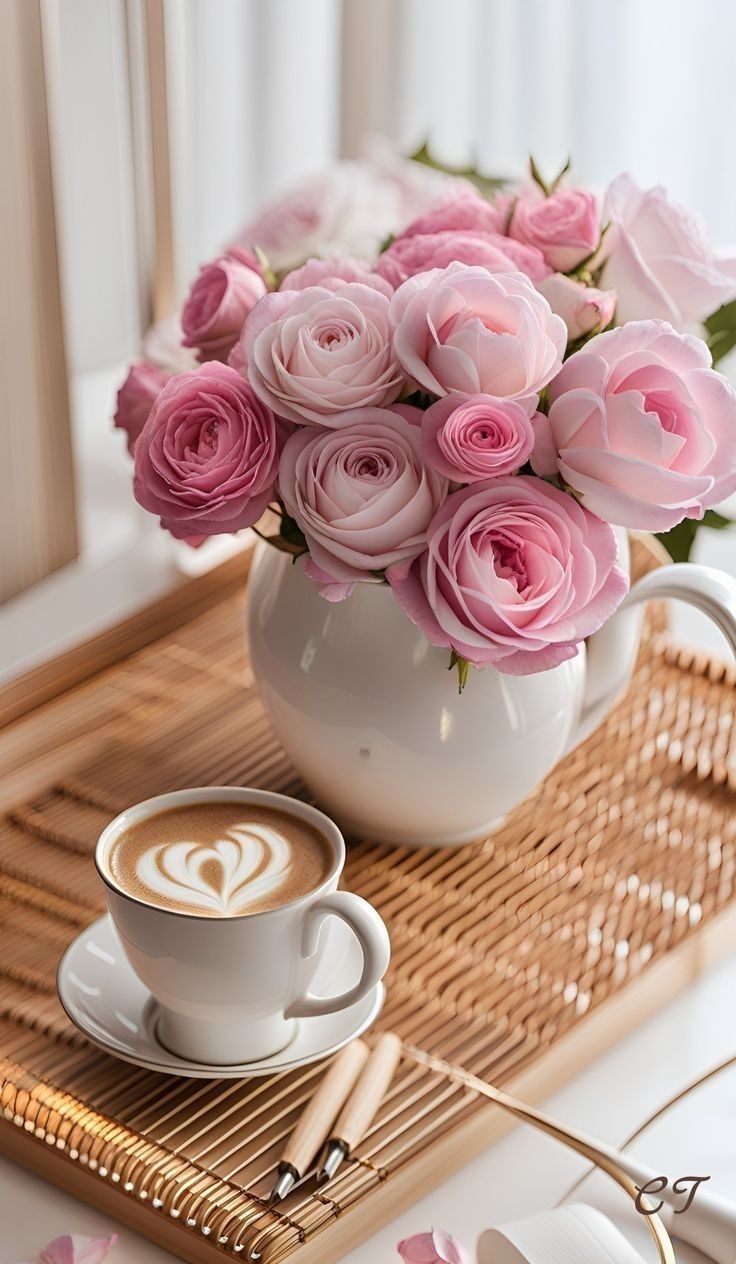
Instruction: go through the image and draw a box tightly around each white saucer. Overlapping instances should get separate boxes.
[57,914,385,1078]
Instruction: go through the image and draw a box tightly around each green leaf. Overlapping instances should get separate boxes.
[408,141,507,199]
[550,155,571,192]
[656,511,734,563]
[567,222,610,279]
[400,388,436,411]
[702,509,735,531]
[278,510,308,554]
[449,649,471,693]
[529,155,550,197]
[253,506,308,557]
[656,519,699,563]
[704,299,736,365]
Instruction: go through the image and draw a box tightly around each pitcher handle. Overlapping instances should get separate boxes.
[573,563,736,747]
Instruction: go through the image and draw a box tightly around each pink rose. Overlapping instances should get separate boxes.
[390,263,566,410]
[40,1235,117,1264]
[279,406,446,599]
[390,475,627,674]
[534,320,736,531]
[236,161,406,271]
[114,361,168,454]
[422,393,536,481]
[397,1230,472,1264]
[134,363,280,539]
[280,256,393,296]
[538,273,616,339]
[399,187,512,239]
[376,230,550,288]
[239,282,404,427]
[509,186,600,273]
[181,248,266,363]
[600,174,736,325]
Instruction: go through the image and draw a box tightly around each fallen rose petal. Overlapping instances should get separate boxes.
[397,1228,473,1264]
[40,1234,118,1264]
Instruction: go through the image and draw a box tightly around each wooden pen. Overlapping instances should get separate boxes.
[316,1032,402,1184]
[269,1039,369,1202]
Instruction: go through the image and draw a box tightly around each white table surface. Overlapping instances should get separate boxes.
[2,529,735,1263]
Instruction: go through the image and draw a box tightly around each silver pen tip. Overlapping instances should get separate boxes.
[269,1164,298,1203]
[316,1140,348,1185]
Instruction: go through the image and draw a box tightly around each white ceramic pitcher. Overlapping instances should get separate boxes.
[246,537,736,847]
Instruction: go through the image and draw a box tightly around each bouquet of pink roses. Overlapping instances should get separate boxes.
[116,159,736,684]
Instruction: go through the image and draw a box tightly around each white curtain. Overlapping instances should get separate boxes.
[52,0,736,373]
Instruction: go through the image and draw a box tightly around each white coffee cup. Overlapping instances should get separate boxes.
[95,786,391,1065]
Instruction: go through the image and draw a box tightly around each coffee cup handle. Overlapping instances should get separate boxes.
[285,891,391,1020]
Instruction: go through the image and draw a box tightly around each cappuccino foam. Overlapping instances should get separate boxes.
[107,802,332,917]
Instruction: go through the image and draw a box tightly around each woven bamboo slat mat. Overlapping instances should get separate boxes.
[0,536,734,1263]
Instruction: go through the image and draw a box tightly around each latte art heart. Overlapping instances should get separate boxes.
[135,824,293,915]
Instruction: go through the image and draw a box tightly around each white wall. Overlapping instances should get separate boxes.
[51,0,736,374]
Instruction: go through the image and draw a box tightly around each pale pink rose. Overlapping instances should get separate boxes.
[390,476,627,674]
[535,320,736,531]
[40,1235,117,1264]
[538,274,616,339]
[280,256,393,297]
[114,361,168,454]
[390,263,566,410]
[600,174,736,325]
[279,406,446,599]
[509,185,600,273]
[236,162,406,271]
[376,230,550,288]
[239,282,404,427]
[397,1229,472,1264]
[181,247,266,363]
[361,138,471,225]
[134,363,280,539]
[142,315,198,374]
[399,187,513,239]
[422,393,536,481]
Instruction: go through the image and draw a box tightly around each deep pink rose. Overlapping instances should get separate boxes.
[422,393,536,481]
[280,256,393,296]
[279,407,446,599]
[399,187,513,239]
[134,363,280,539]
[509,186,600,273]
[390,475,627,674]
[390,263,566,410]
[40,1236,117,1264]
[600,174,736,325]
[376,230,550,288]
[114,361,168,454]
[534,320,736,531]
[239,282,404,427]
[538,273,616,339]
[181,248,266,363]
[397,1230,472,1264]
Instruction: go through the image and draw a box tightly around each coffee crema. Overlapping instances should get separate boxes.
[107,802,333,917]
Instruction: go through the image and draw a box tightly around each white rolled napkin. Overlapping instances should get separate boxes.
[477,1203,648,1264]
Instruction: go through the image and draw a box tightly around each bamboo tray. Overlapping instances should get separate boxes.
[0,537,734,1263]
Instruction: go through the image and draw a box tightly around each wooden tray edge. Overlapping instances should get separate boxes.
[2,900,734,1263]
[0,551,252,730]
